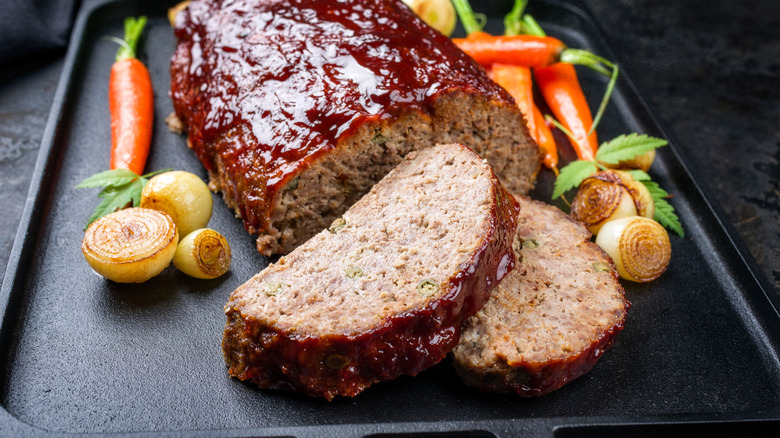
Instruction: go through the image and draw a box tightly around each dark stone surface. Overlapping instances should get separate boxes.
[1,0,778,296]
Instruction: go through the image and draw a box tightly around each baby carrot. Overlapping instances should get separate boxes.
[533,62,598,161]
[108,16,153,175]
[531,103,558,171]
[453,34,566,69]
[491,63,558,170]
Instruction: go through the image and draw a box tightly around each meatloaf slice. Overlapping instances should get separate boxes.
[452,196,630,397]
[170,0,541,256]
[222,144,519,400]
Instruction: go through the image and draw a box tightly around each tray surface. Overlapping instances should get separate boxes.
[1,0,778,436]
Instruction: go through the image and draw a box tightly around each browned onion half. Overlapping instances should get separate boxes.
[82,208,179,283]
[173,228,232,279]
[595,216,671,283]
[570,174,638,235]
[610,170,655,219]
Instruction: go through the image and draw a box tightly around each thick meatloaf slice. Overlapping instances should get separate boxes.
[452,196,630,397]
[170,0,541,256]
[222,144,519,400]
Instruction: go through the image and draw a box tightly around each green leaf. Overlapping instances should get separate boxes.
[141,168,172,179]
[642,180,684,237]
[552,160,598,199]
[76,168,140,189]
[625,169,651,181]
[595,133,668,165]
[79,168,159,229]
[85,179,143,228]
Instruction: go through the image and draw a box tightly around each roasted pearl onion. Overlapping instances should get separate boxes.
[595,216,671,283]
[174,228,232,279]
[140,170,212,240]
[570,174,638,235]
[402,0,457,36]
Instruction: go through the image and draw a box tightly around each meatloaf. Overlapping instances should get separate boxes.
[222,144,519,400]
[452,196,630,396]
[170,0,541,256]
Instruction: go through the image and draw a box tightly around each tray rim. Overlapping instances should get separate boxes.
[0,0,778,436]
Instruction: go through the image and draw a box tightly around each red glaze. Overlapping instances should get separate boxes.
[222,155,520,400]
[170,0,513,234]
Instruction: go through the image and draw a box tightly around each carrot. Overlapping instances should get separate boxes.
[534,62,597,160]
[531,101,558,170]
[502,0,618,161]
[491,63,558,170]
[453,34,566,69]
[108,17,153,176]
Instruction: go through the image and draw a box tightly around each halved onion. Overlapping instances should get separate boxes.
[140,170,212,240]
[82,208,179,283]
[570,175,638,235]
[595,216,671,283]
[612,170,655,219]
[402,0,457,36]
[173,228,231,279]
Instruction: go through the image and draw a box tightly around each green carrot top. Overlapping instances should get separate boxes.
[113,16,147,62]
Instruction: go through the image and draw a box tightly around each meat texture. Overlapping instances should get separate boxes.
[452,196,630,396]
[222,144,519,400]
[170,0,541,255]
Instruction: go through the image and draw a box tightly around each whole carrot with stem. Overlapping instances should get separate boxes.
[501,0,618,161]
[108,16,153,175]
[491,63,558,170]
[451,0,613,77]
[533,62,598,160]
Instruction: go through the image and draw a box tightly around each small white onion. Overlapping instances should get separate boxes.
[570,175,638,236]
[595,216,671,283]
[613,170,655,219]
[173,228,232,279]
[140,170,213,240]
[168,1,190,27]
[402,0,457,36]
[609,149,656,172]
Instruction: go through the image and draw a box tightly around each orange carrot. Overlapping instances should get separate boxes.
[531,103,558,170]
[108,17,153,176]
[491,63,558,169]
[453,34,566,69]
[533,62,598,161]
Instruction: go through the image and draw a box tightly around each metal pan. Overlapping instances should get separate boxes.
[1,0,778,436]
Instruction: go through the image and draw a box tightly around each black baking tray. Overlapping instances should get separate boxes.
[1,0,778,436]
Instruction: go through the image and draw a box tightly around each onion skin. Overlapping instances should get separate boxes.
[570,174,638,235]
[608,170,655,219]
[595,216,671,283]
[174,228,231,279]
[82,208,179,283]
[140,170,212,240]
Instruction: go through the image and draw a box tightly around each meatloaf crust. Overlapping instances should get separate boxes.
[222,144,519,400]
[452,196,630,396]
[170,0,541,255]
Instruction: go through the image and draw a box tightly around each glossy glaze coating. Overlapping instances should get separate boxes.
[170,0,513,233]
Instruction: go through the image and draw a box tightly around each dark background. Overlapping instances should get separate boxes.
[1,0,778,295]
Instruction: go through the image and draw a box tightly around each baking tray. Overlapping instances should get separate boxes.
[1,0,778,436]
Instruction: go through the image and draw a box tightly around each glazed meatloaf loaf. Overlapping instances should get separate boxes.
[452,196,630,397]
[170,0,541,256]
[222,144,519,400]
